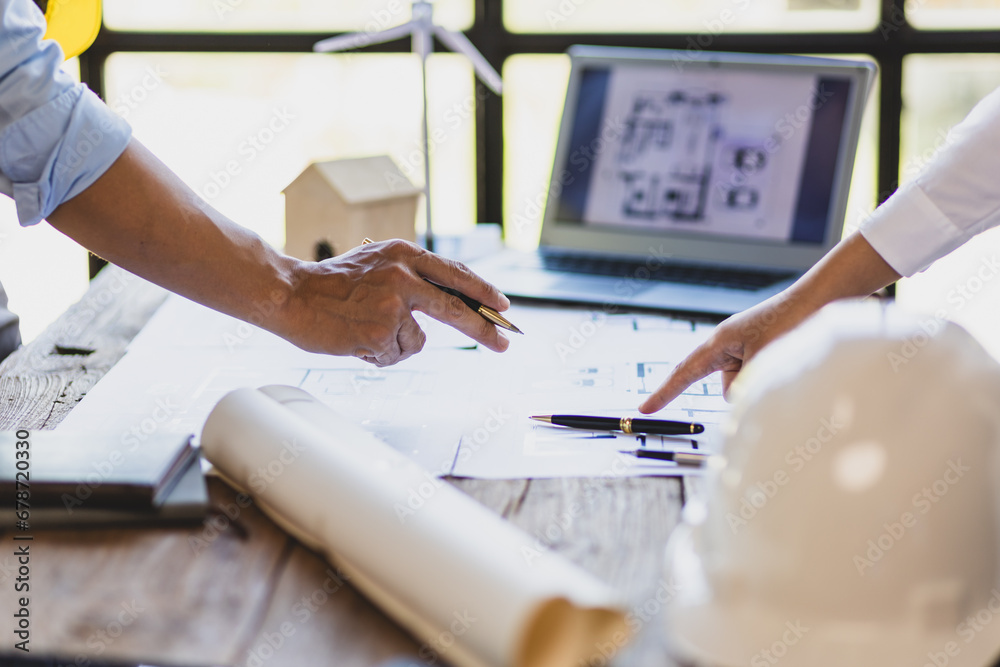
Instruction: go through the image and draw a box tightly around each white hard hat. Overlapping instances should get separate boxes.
[663,300,1000,666]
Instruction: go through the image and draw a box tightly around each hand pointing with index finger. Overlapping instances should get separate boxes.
[638,292,810,413]
[638,233,904,413]
[639,232,900,414]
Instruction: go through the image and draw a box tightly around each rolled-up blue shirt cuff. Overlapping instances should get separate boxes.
[0,83,131,226]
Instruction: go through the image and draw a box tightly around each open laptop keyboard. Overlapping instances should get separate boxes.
[539,250,796,291]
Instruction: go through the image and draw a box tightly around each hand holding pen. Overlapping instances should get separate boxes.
[290,238,514,367]
[362,238,522,335]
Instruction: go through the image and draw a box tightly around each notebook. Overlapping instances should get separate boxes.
[0,432,198,510]
[13,456,208,529]
[471,46,876,317]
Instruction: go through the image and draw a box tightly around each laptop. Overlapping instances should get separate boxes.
[471,46,876,318]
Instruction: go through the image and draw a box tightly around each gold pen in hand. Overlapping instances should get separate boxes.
[361,238,523,334]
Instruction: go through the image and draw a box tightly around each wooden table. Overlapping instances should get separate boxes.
[0,266,693,667]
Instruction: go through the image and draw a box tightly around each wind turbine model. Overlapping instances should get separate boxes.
[315,1,503,253]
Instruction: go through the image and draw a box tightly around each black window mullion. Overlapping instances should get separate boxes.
[470,0,506,228]
[77,41,110,278]
[876,0,905,298]
[84,4,1000,274]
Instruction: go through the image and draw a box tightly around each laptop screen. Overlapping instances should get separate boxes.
[552,60,857,248]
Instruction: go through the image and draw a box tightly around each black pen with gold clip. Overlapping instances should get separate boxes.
[361,238,522,334]
[530,414,704,435]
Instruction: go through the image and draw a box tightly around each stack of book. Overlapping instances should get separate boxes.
[1,432,207,529]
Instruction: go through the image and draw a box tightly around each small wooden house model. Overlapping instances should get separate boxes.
[283,156,421,261]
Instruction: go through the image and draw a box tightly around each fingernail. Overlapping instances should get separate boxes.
[499,293,511,309]
[497,330,510,350]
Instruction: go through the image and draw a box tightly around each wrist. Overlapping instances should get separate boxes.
[260,254,309,342]
[795,232,900,307]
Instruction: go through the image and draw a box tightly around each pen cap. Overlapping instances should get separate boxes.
[663,300,1000,667]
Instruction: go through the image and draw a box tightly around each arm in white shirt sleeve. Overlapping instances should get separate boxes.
[860,85,1000,277]
[0,0,131,226]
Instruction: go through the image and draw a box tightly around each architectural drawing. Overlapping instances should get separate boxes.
[60,296,729,479]
[617,88,771,225]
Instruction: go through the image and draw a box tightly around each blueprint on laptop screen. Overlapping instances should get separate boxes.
[555,63,852,246]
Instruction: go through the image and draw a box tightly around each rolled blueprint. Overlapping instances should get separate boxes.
[200,385,628,667]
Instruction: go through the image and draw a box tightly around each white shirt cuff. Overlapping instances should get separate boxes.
[859,182,970,278]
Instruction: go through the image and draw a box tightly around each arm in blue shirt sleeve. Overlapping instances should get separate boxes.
[0,0,131,226]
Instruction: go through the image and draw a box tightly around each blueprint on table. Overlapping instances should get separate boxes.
[58,293,728,478]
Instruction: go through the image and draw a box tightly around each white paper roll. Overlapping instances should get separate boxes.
[201,385,628,667]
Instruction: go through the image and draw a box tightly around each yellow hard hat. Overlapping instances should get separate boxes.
[37,0,102,59]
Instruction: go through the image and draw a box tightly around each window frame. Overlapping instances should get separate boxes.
[80,0,1000,282]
